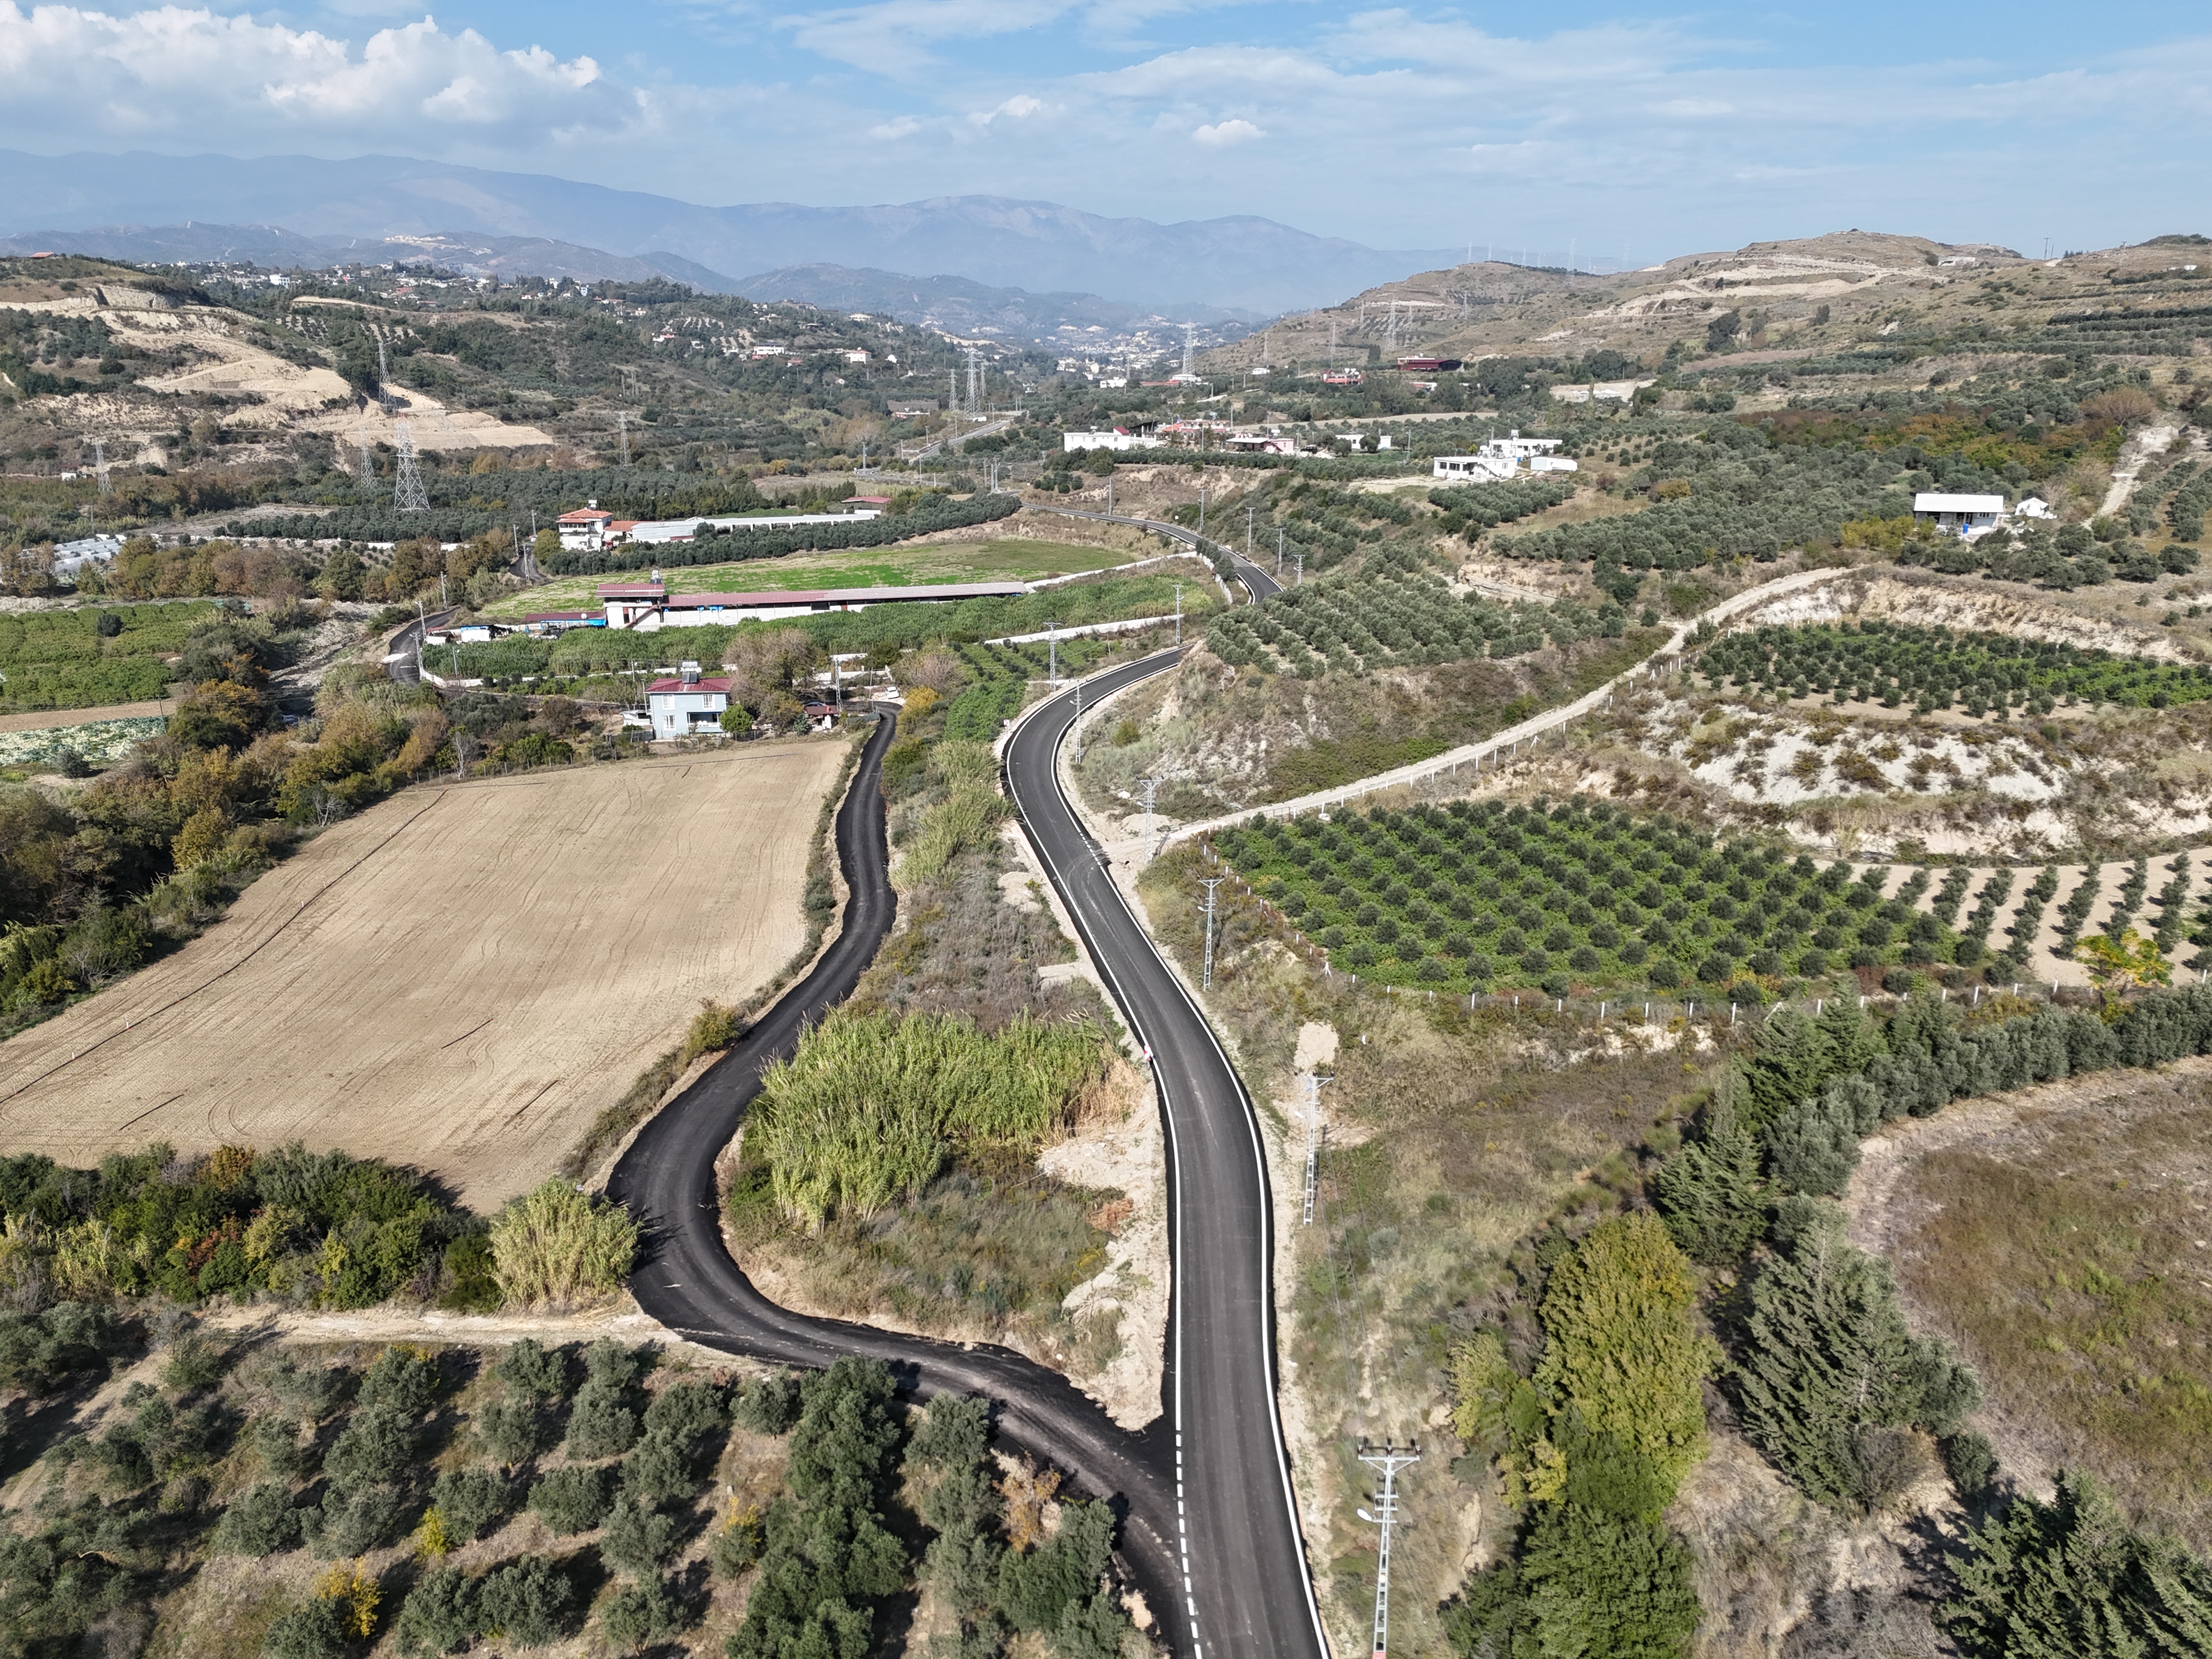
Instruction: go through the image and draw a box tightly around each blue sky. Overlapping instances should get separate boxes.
[2,0,2207,257]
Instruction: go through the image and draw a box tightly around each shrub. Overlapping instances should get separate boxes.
[264,1357,348,1422]
[307,1484,406,1557]
[734,1374,802,1436]
[474,1554,575,1647]
[214,1480,303,1556]
[474,1396,543,1465]
[1942,1431,1998,1502]
[250,1414,307,1479]
[564,1380,639,1461]
[599,1574,686,1652]
[487,1180,638,1309]
[393,1563,474,1657]
[600,1492,679,1575]
[710,1508,766,1577]
[321,1404,414,1491]
[430,1465,513,1543]
[357,1345,438,1414]
[262,1595,350,1659]
[494,1338,569,1401]
[526,1464,612,1534]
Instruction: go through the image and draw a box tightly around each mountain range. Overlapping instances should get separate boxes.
[0,150,1458,315]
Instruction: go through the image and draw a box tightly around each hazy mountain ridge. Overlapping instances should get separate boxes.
[0,150,1458,313]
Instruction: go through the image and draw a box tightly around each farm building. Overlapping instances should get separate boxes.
[1432,432,1578,482]
[1063,430,1165,453]
[595,580,1028,630]
[645,662,733,739]
[1914,492,2006,537]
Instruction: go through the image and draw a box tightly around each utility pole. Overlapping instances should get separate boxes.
[1140,776,1159,860]
[1198,486,1207,538]
[1173,583,1183,646]
[1302,1073,1330,1225]
[1294,551,1305,585]
[1106,478,1113,517]
[1277,528,1285,578]
[1199,877,1225,990]
[1246,503,1255,561]
[1357,1441,1421,1659]
[1048,616,1058,685]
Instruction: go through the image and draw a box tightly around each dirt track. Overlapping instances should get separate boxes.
[0,741,850,1209]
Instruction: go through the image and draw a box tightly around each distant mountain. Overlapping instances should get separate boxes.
[0,150,1458,314]
[732,264,1255,339]
[0,221,741,290]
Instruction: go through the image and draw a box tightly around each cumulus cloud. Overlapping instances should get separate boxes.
[969,93,1045,125]
[1192,116,1262,145]
[0,4,629,156]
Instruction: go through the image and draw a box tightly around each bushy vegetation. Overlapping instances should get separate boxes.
[1699,620,2212,714]
[485,1179,639,1310]
[0,601,218,711]
[1425,477,1578,541]
[1443,1215,1712,1659]
[1211,797,1961,995]
[1203,550,1625,678]
[744,1009,1107,1229]
[1494,422,1915,576]
[0,1140,488,1310]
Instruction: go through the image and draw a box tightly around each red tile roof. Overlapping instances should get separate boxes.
[645,676,735,695]
[596,582,666,598]
[557,507,612,523]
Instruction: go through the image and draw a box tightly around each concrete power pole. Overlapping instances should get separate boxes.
[1357,1442,1421,1659]
[1139,776,1159,861]
[1302,1073,1330,1225]
[1173,583,1183,646]
[1199,877,1225,990]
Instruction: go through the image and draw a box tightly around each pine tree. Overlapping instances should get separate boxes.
[1734,1202,1980,1509]
[1652,1087,1768,1266]
[1943,1470,2212,1658]
[1763,1081,1863,1197]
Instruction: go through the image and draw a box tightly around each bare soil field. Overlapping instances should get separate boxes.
[0,739,850,1209]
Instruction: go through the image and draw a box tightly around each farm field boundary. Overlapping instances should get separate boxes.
[0,742,849,1208]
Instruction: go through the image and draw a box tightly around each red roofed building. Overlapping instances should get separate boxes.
[557,501,614,551]
[645,662,735,740]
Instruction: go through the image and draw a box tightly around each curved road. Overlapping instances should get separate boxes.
[608,709,1194,1653]
[1030,500,1283,602]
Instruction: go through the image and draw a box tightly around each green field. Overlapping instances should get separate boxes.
[0,602,215,713]
[484,537,1136,618]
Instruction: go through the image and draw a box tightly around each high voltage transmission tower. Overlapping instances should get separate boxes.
[392,420,429,513]
[91,439,110,495]
[376,335,393,410]
[1198,877,1225,990]
[356,424,375,484]
[617,411,633,468]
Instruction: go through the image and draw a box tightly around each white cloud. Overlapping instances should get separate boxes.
[0,4,627,155]
[968,93,1045,125]
[1192,116,1262,145]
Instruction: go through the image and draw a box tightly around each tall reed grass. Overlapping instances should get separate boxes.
[750,1010,1106,1229]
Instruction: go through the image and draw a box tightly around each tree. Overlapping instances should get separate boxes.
[1534,1213,1717,1488]
[1943,1471,2212,1658]
[1734,1201,1980,1509]
[1761,1082,1863,1197]
[527,1464,612,1534]
[719,703,754,738]
[1652,1087,1768,1265]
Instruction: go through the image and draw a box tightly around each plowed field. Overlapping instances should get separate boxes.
[0,740,850,1208]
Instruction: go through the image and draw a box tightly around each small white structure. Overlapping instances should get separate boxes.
[1432,431,1578,482]
[2008,496,2058,523]
[557,502,614,551]
[622,507,882,545]
[1063,430,1164,453]
[52,534,122,578]
[645,662,733,740]
[1914,492,2006,537]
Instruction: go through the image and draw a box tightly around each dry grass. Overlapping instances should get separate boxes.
[1871,1073,2212,1551]
[0,741,850,1209]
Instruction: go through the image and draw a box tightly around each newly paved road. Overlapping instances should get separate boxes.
[1002,653,1328,1659]
[1029,500,1283,603]
[607,709,1192,1652]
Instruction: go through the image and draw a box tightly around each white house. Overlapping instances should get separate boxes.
[1063,430,1164,453]
[1914,492,2006,537]
[557,503,614,551]
[1433,432,1578,482]
[645,662,733,740]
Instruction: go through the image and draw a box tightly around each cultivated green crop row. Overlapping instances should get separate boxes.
[1214,798,1977,996]
[1204,551,1623,678]
[1699,620,2212,714]
[0,601,218,711]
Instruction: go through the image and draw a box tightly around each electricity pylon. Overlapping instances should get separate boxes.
[393,420,429,513]
[1357,1442,1421,1659]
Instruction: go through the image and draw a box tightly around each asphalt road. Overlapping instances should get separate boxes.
[606,709,1192,1652]
[1030,501,1282,603]
[1002,653,1328,1659]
